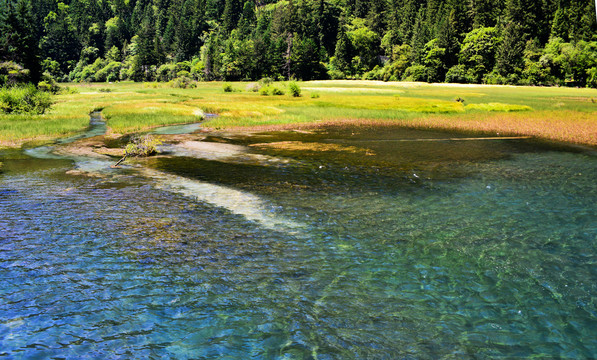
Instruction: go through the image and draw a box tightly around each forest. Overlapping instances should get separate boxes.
[1,0,596,88]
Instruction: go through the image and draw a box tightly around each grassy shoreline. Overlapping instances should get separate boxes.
[1,81,596,149]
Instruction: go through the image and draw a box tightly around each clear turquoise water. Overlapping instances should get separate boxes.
[0,127,595,359]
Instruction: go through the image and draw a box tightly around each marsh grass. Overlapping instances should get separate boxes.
[465,103,533,112]
[1,81,595,147]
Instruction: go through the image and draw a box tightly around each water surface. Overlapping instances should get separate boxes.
[0,126,595,358]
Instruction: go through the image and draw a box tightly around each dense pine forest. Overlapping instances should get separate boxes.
[1,0,596,87]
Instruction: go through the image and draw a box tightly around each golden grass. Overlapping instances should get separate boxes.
[239,110,596,147]
[310,95,465,113]
[465,103,533,112]
[410,111,597,146]
[249,141,376,155]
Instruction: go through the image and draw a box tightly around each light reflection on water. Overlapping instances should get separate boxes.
[0,128,596,359]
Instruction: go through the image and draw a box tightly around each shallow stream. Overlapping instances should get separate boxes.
[0,120,596,358]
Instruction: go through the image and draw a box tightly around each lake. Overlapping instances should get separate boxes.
[0,124,595,358]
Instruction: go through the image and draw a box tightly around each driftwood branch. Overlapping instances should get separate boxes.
[112,153,128,168]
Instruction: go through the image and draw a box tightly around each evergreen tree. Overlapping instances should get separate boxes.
[40,2,80,76]
[437,12,460,69]
[1,0,41,82]
[354,0,369,18]
[332,18,354,75]
[469,0,500,28]
[238,1,256,37]
[447,0,472,41]
[495,21,525,78]
[173,0,207,61]
[0,0,589,84]
[319,0,341,56]
[291,35,326,80]
[222,0,243,34]
[550,5,568,40]
[206,0,225,20]
[410,8,429,63]
[136,7,158,68]
[396,0,418,45]
[366,0,386,35]
[504,0,547,41]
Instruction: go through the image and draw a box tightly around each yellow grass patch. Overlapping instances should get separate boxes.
[303,87,404,94]
[104,101,198,116]
[312,95,465,113]
[250,141,375,155]
[465,103,533,112]
[307,80,424,88]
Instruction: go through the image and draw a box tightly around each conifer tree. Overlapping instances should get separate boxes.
[332,17,354,75]
[40,2,79,77]
[367,0,387,35]
[469,0,500,28]
[238,1,256,37]
[437,12,459,69]
[1,0,41,82]
[222,0,243,34]
[496,21,525,77]
[410,8,429,63]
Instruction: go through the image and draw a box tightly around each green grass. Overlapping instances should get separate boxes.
[1,80,596,147]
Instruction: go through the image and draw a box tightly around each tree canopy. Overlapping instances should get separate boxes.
[1,0,596,87]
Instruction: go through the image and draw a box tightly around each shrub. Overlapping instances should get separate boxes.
[445,65,472,84]
[170,76,197,88]
[37,81,57,94]
[402,65,428,82]
[271,87,284,95]
[246,83,260,92]
[37,73,61,94]
[259,86,270,95]
[288,81,301,97]
[482,71,507,85]
[95,61,123,82]
[61,86,79,94]
[157,63,177,82]
[175,61,191,73]
[587,67,597,88]
[223,83,234,92]
[327,68,345,80]
[259,77,274,86]
[125,135,162,157]
[71,58,106,82]
[310,92,320,98]
[362,65,383,80]
[190,58,205,81]
[0,85,53,114]
[0,62,29,86]
[106,73,118,82]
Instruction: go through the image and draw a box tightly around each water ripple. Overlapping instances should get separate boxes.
[0,144,596,358]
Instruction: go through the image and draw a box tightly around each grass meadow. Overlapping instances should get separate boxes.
[1,80,596,147]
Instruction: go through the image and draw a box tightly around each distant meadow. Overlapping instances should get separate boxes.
[1,81,595,147]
